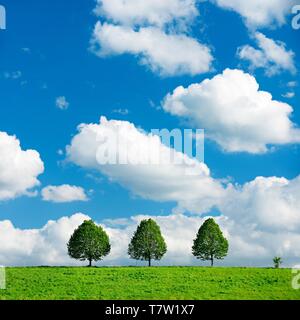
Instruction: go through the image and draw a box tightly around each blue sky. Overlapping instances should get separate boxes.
[0,1,300,266]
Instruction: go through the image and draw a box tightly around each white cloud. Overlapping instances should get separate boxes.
[66,116,226,214]
[0,132,44,201]
[1,206,300,267]
[163,68,300,153]
[105,210,300,267]
[282,92,295,99]
[41,185,89,203]
[287,81,297,88]
[112,108,129,115]
[90,22,213,77]
[94,0,198,29]
[222,175,300,232]
[210,0,297,29]
[55,96,69,110]
[0,123,299,267]
[91,0,213,77]
[0,116,294,267]
[65,116,300,265]
[238,32,296,76]
[0,213,90,266]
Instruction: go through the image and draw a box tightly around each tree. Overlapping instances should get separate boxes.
[273,256,283,269]
[67,220,111,267]
[128,219,167,267]
[192,218,228,266]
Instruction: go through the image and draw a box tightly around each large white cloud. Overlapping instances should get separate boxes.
[90,22,213,77]
[163,69,300,153]
[41,185,89,203]
[0,132,44,200]
[210,0,297,29]
[0,117,297,266]
[1,207,300,267]
[90,0,213,77]
[104,210,300,267]
[66,116,225,214]
[94,0,198,29]
[0,213,89,266]
[223,176,300,231]
[238,32,296,76]
[63,116,300,267]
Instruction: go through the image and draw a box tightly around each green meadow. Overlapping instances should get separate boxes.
[0,267,299,300]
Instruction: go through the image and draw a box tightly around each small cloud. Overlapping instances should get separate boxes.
[282,92,295,99]
[57,149,64,156]
[56,96,69,110]
[41,185,89,203]
[102,218,131,227]
[149,99,162,111]
[4,71,22,80]
[85,173,104,184]
[287,81,297,88]
[112,108,129,115]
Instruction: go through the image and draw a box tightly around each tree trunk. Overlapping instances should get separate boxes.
[88,258,92,267]
[148,258,151,267]
[211,256,214,267]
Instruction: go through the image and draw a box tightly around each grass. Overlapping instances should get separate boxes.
[0,267,299,300]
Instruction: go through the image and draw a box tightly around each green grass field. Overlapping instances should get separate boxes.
[0,267,299,300]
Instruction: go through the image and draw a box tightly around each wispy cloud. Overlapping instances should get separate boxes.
[55,96,70,110]
[112,108,129,115]
[238,32,296,76]
[3,70,22,80]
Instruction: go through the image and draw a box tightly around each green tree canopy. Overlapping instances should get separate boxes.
[273,256,283,268]
[192,218,229,266]
[67,220,111,267]
[128,219,167,266]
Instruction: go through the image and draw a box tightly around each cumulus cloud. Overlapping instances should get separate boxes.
[0,132,44,201]
[0,115,294,267]
[0,213,90,266]
[66,116,226,214]
[222,175,300,232]
[63,115,300,267]
[163,69,300,153]
[210,0,297,29]
[41,185,89,203]
[105,209,300,267]
[90,22,213,77]
[238,32,296,76]
[94,0,198,29]
[90,0,213,76]
[0,213,224,266]
[1,122,299,267]
[1,206,300,267]
[55,96,69,110]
